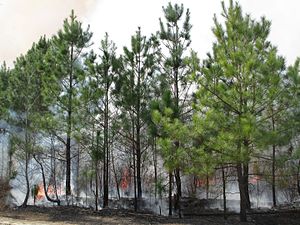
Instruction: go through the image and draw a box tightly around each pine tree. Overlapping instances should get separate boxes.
[49,10,92,200]
[8,36,52,207]
[156,2,193,216]
[84,33,120,208]
[194,0,285,221]
[114,27,159,211]
[284,59,300,196]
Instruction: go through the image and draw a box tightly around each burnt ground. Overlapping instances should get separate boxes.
[1,206,300,225]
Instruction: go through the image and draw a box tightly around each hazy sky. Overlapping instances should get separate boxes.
[1,0,299,66]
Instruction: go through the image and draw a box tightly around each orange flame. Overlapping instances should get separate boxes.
[36,183,59,201]
[121,168,130,190]
[36,183,45,200]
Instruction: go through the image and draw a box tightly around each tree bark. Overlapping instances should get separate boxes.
[222,166,227,220]
[243,163,251,209]
[95,161,99,210]
[21,152,30,207]
[153,137,158,199]
[272,144,277,207]
[52,142,60,203]
[33,155,60,205]
[66,44,74,200]
[206,173,209,200]
[21,116,30,208]
[174,168,182,218]
[131,117,137,212]
[237,163,247,222]
[103,78,110,208]
[173,27,182,217]
[76,146,80,200]
[8,150,12,179]
[271,110,277,207]
[136,125,142,200]
[168,171,173,216]
[136,32,143,200]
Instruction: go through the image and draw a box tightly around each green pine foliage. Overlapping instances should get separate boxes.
[193,0,286,164]
[2,2,300,222]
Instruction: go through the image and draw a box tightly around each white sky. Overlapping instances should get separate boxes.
[1,0,299,66]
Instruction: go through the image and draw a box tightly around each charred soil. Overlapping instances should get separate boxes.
[1,206,300,225]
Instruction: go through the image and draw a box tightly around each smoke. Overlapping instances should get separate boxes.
[0,0,97,66]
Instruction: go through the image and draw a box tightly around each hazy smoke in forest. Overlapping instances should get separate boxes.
[0,0,97,66]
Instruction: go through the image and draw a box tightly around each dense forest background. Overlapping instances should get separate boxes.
[0,1,300,222]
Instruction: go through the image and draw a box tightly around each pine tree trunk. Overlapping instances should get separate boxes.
[103,144,107,207]
[272,144,277,207]
[153,138,158,199]
[76,146,80,200]
[173,43,182,217]
[174,168,182,218]
[66,128,71,199]
[222,166,227,220]
[21,117,30,208]
[271,110,277,207]
[133,151,137,212]
[103,82,109,208]
[52,142,60,203]
[95,161,99,210]
[237,163,247,222]
[133,143,137,211]
[8,151,12,179]
[34,155,60,205]
[66,44,74,200]
[136,109,142,201]
[168,171,172,216]
[206,173,209,200]
[85,173,88,207]
[242,139,251,210]
[136,128,142,200]
[136,39,143,201]
[131,118,137,211]
[21,152,30,207]
[243,163,251,210]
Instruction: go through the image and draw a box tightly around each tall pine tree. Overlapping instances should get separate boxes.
[115,27,159,210]
[194,0,285,221]
[49,10,92,200]
[156,2,193,216]
[9,36,52,207]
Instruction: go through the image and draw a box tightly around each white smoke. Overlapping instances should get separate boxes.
[0,0,97,66]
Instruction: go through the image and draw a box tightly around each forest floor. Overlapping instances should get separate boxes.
[0,206,300,225]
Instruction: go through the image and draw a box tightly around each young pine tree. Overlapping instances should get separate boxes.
[156,2,193,216]
[114,27,159,211]
[9,36,52,207]
[84,33,120,208]
[49,10,92,200]
[194,0,285,221]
